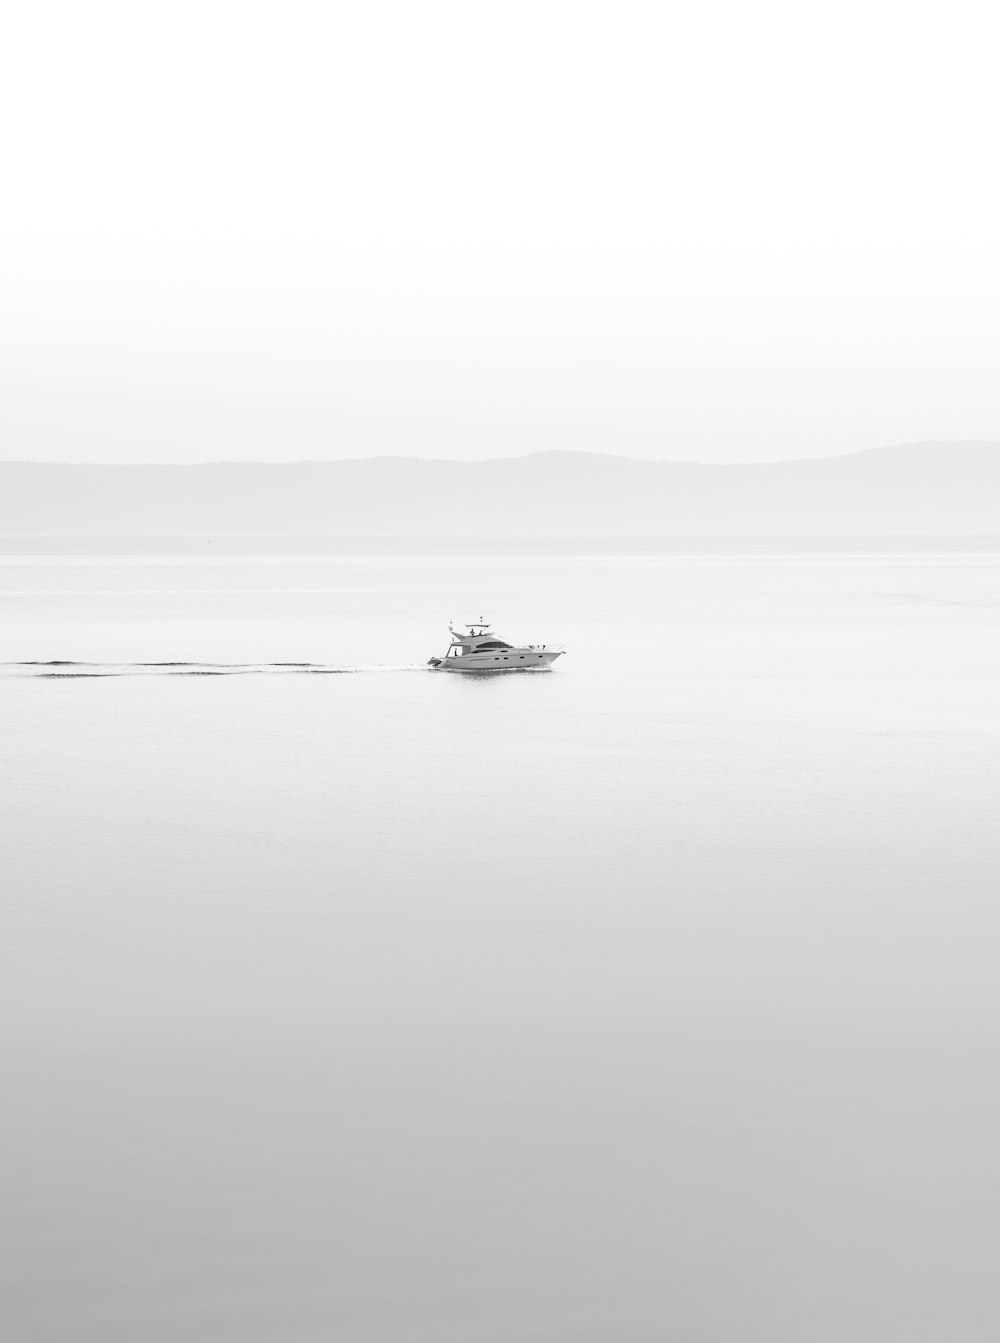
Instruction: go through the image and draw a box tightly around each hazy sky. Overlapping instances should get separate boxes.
[3,0,999,463]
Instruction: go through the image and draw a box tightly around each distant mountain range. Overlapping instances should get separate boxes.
[1,443,998,536]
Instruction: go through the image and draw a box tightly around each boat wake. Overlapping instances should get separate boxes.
[2,661,429,678]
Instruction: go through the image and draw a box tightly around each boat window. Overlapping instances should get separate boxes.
[473,641,511,651]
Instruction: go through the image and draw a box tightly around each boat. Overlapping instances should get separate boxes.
[427,620,565,672]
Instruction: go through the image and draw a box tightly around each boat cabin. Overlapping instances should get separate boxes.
[445,621,513,658]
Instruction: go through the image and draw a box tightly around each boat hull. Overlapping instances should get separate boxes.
[430,648,564,672]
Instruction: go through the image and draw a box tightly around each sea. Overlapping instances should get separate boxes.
[3,536,1000,1343]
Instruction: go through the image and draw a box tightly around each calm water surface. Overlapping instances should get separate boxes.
[2,540,1000,1342]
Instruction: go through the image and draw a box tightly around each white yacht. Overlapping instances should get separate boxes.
[427,620,565,672]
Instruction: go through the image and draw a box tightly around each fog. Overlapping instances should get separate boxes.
[3,1,1000,463]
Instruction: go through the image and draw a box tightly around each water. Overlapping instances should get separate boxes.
[3,539,1000,1342]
